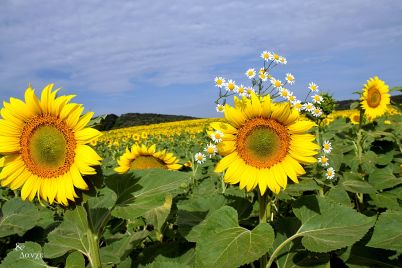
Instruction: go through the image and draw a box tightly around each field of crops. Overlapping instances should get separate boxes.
[0,52,401,268]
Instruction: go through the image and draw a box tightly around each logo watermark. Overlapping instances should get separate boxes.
[15,243,44,260]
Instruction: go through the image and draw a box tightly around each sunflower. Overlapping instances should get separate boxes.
[349,112,360,125]
[210,93,319,194]
[0,84,102,205]
[360,76,390,120]
[115,144,182,173]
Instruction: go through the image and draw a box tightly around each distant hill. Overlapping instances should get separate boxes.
[335,94,402,110]
[95,113,198,131]
[95,95,401,130]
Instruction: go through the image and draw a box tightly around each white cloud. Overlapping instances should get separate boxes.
[0,0,401,112]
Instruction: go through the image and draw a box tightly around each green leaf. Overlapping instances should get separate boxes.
[195,206,274,268]
[376,151,394,166]
[107,170,189,221]
[177,194,226,241]
[350,102,359,110]
[136,242,195,267]
[43,206,94,261]
[65,251,85,268]
[326,186,352,207]
[144,262,191,268]
[340,172,375,194]
[342,244,401,268]
[292,195,375,252]
[144,195,172,232]
[1,242,54,268]
[361,151,378,174]
[368,166,401,191]
[101,230,149,265]
[368,192,400,210]
[0,198,38,238]
[367,210,402,251]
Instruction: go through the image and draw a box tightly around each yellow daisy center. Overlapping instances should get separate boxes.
[207,147,215,154]
[274,54,279,60]
[237,117,290,168]
[367,87,381,108]
[20,115,76,178]
[130,156,167,170]
[215,133,222,139]
[324,144,330,150]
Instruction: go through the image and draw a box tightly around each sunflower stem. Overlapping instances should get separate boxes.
[87,229,102,268]
[258,191,269,267]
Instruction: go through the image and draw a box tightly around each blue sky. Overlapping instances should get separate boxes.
[0,0,401,117]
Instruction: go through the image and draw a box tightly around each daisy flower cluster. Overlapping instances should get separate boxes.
[213,50,293,112]
[318,140,335,180]
[193,131,222,164]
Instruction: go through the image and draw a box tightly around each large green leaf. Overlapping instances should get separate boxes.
[368,166,401,191]
[0,198,40,238]
[144,195,172,232]
[292,196,375,252]
[340,172,375,194]
[0,242,54,268]
[367,210,402,251]
[43,205,98,267]
[106,170,189,221]
[195,206,274,268]
[176,194,226,241]
[65,251,85,268]
[101,230,149,265]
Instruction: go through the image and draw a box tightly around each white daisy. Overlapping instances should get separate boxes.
[312,94,323,104]
[287,93,296,102]
[261,51,272,61]
[211,130,224,143]
[272,53,281,63]
[236,84,247,96]
[215,77,225,88]
[204,143,218,158]
[216,104,225,113]
[279,56,287,64]
[245,68,256,79]
[325,167,335,180]
[292,100,303,111]
[309,82,319,92]
[279,88,290,99]
[285,73,295,85]
[312,107,323,117]
[259,71,268,81]
[318,155,329,167]
[303,102,315,112]
[245,87,255,97]
[270,78,282,88]
[322,140,332,154]
[194,152,206,164]
[225,80,236,92]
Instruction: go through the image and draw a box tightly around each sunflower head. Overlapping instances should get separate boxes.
[360,76,390,120]
[115,144,182,173]
[0,84,102,205]
[349,112,360,125]
[210,92,319,195]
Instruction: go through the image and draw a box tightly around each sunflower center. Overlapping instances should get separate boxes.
[367,87,381,108]
[20,115,76,178]
[130,156,167,170]
[237,117,290,168]
[29,126,67,168]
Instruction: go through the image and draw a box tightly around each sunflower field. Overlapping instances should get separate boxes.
[0,52,401,268]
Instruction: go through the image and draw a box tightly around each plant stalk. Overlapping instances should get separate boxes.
[87,231,102,268]
[258,191,269,267]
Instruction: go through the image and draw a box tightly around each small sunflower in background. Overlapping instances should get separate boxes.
[115,144,182,173]
[210,92,319,194]
[0,84,102,205]
[360,76,390,120]
[349,112,360,125]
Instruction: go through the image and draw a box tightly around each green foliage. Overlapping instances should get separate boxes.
[0,111,401,267]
